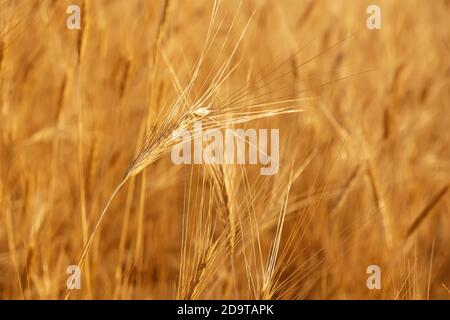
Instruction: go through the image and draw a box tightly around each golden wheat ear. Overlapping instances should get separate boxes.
[65,0,310,299]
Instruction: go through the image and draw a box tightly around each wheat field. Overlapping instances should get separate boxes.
[0,0,449,300]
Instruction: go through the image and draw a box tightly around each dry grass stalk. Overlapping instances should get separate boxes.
[406,185,449,239]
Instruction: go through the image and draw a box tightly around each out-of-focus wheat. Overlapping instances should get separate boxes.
[0,0,449,300]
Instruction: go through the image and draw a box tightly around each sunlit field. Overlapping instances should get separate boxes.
[0,0,449,299]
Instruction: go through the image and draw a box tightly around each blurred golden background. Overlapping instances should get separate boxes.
[0,0,449,299]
